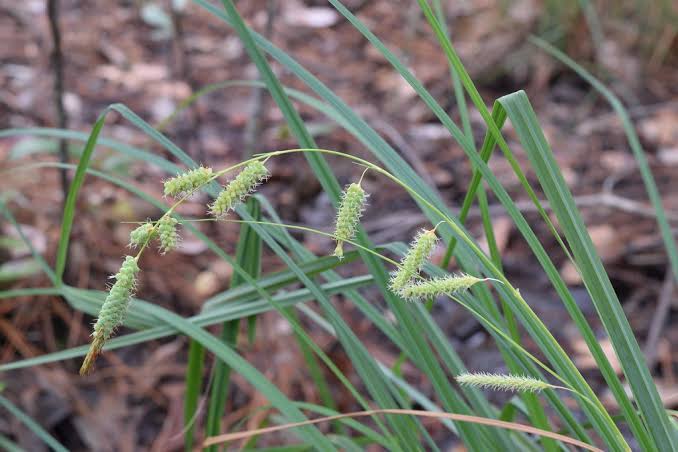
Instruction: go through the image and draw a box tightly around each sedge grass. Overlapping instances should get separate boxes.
[1,1,674,450]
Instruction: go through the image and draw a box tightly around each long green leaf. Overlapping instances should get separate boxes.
[498,89,677,450]
[195,2,623,448]
[204,198,262,451]
[0,394,68,452]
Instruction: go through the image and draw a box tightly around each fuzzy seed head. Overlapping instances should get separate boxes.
[164,166,213,197]
[129,222,156,248]
[92,256,140,340]
[389,228,438,292]
[333,183,367,259]
[81,256,140,375]
[398,274,483,301]
[456,372,552,393]
[158,216,180,254]
[210,161,269,217]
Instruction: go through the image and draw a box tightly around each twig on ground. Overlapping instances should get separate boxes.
[47,0,69,204]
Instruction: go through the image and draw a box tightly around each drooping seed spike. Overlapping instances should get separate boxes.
[158,216,180,254]
[210,161,269,217]
[129,222,156,248]
[456,372,552,393]
[398,274,483,301]
[389,228,438,292]
[81,256,140,375]
[333,182,367,259]
[163,166,213,197]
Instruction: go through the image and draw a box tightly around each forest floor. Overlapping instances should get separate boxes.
[1,1,678,450]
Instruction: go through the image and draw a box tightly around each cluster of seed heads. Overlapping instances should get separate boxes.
[82,160,273,374]
[456,372,552,393]
[80,256,140,375]
[163,166,213,197]
[333,182,367,259]
[211,161,269,217]
[84,158,497,375]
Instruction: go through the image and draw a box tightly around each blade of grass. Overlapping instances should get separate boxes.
[0,435,23,452]
[0,394,68,452]
[0,201,57,285]
[204,198,263,451]
[183,339,205,451]
[130,298,334,447]
[215,1,464,448]
[322,0,596,444]
[202,408,604,452]
[529,36,678,298]
[498,88,676,451]
[19,161,385,443]
[428,5,555,444]
[0,288,61,299]
[0,272,373,372]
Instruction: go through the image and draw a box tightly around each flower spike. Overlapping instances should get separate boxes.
[333,182,367,259]
[389,228,438,293]
[399,274,484,301]
[80,256,140,375]
[457,372,552,393]
[158,216,180,254]
[164,166,213,197]
[210,161,269,217]
[129,222,156,248]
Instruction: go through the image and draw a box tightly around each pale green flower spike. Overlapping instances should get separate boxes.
[333,182,367,259]
[81,256,140,375]
[456,372,552,393]
[129,222,156,248]
[389,228,438,292]
[210,161,269,217]
[399,273,484,301]
[163,166,213,197]
[158,216,180,254]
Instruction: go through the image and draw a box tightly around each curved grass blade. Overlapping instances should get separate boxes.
[529,37,678,300]
[0,394,68,452]
[498,89,675,451]
[216,2,462,448]
[0,272,372,372]
[204,198,264,452]
[0,201,57,285]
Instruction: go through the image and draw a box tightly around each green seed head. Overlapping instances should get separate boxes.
[333,183,367,259]
[164,166,213,197]
[210,161,269,217]
[81,256,140,375]
[389,228,438,292]
[129,222,156,248]
[456,372,552,393]
[92,256,140,340]
[398,274,483,301]
[158,216,180,254]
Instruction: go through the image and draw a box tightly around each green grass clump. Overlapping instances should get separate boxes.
[2,1,676,451]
